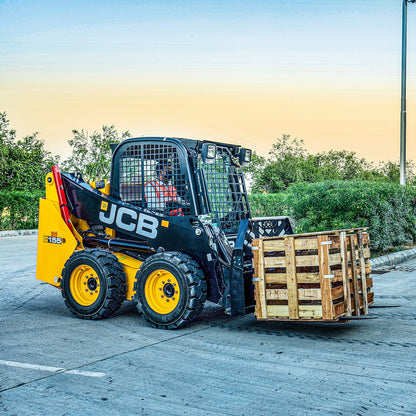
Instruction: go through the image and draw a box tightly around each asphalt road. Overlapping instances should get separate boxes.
[0,235,415,416]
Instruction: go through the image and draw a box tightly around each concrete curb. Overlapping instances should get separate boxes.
[369,248,416,270]
[1,229,416,270]
[0,229,38,237]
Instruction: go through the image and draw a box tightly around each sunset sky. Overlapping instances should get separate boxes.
[2,0,416,163]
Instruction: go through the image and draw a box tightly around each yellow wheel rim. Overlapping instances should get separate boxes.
[69,265,100,306]
[144,269,180,314]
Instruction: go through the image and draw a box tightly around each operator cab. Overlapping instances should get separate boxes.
[110,137,252,236]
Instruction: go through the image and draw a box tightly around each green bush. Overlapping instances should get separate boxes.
[251,181,416,252]
[0,190,43,230]
[248,193,290,217]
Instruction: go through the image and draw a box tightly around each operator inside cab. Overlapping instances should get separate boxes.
[145,160,183,216]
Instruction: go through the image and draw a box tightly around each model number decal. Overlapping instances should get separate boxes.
[43,236,65,244]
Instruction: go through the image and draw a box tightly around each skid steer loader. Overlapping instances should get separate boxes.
[36,137,293,329]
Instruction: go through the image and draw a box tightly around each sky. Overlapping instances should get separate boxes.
[2,0,416,163]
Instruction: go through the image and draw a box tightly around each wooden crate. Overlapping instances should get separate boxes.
[252,228,374,321]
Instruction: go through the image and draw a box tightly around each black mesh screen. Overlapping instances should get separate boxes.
[118,143,191,215]
[201,146,250,233]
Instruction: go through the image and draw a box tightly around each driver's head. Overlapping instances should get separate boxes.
[156,160,173,183]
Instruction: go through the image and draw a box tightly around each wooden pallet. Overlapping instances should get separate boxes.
[252,228,373,321]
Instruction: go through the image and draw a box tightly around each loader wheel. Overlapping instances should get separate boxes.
[61,249,126,320]
[135,252,207,329]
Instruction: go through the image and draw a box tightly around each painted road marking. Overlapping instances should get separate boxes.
[0,360,106,378]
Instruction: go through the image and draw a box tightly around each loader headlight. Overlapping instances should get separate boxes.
[239,148,252,165]
[201,143,217,164]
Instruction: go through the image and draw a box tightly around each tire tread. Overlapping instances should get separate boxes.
[61,249,126,320]
[135,251,207,329]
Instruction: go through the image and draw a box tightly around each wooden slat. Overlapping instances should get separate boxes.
[363,247,371,259]
[340,231,351,315]
[264,253,343,269]
[294,238,319,250]
[328,235,341,250]
[317,235,333,320]
[268,228,366,238]
[299,288,322,301]
[263,256,287,268]
[265,289,288,300]
[349,278,373,293]
[266,304,289,317]
[329,273,344,283]
[266,288,322,301]
[262,232,369,252]
[298,305,323,318]
[350,293,374,312]
[285,236,299,319]
[266,304,323,319]
[358,230,369,314]
[362,232,370,245]
[328,233,368,250]
[333,302,346,318]
[349,234,358,246]
[368,291,374,305]
[333,263,371,279]
[329,253,342,265]
[262,237,322,252]
[262,239,285,252]
[345,247,370,263]
[327,233,368,249]
[265,273,287,284]
[257,239,268,319]
[331,286,345,301]
[349,234,360,317]
[252,240,262,319]
[265,272,320,284]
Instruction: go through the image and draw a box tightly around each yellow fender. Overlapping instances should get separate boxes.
[36,172,143,300]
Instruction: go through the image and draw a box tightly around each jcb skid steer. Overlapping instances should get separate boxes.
[36,137,293,329]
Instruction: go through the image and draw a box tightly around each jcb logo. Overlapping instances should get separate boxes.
[99,202,158,239]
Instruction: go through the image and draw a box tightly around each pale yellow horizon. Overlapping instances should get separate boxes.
[3,79,416,165]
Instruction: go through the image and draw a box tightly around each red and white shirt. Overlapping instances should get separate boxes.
[144,180,181,215]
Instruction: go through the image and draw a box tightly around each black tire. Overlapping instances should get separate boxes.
[135,252,207,329]
[61,249,126,320]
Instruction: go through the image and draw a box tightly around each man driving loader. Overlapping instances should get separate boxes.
[144,160,182,215]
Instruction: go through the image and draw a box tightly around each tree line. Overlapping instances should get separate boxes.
[1,111,414,193]
[246,134,416,193]
[0,111,131,191]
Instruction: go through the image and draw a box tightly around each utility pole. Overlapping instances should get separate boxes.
[401,0,416,186]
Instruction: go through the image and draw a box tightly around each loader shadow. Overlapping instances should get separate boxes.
[222,314,370,342]
[25,292,366,341]
[116,301,361,339]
